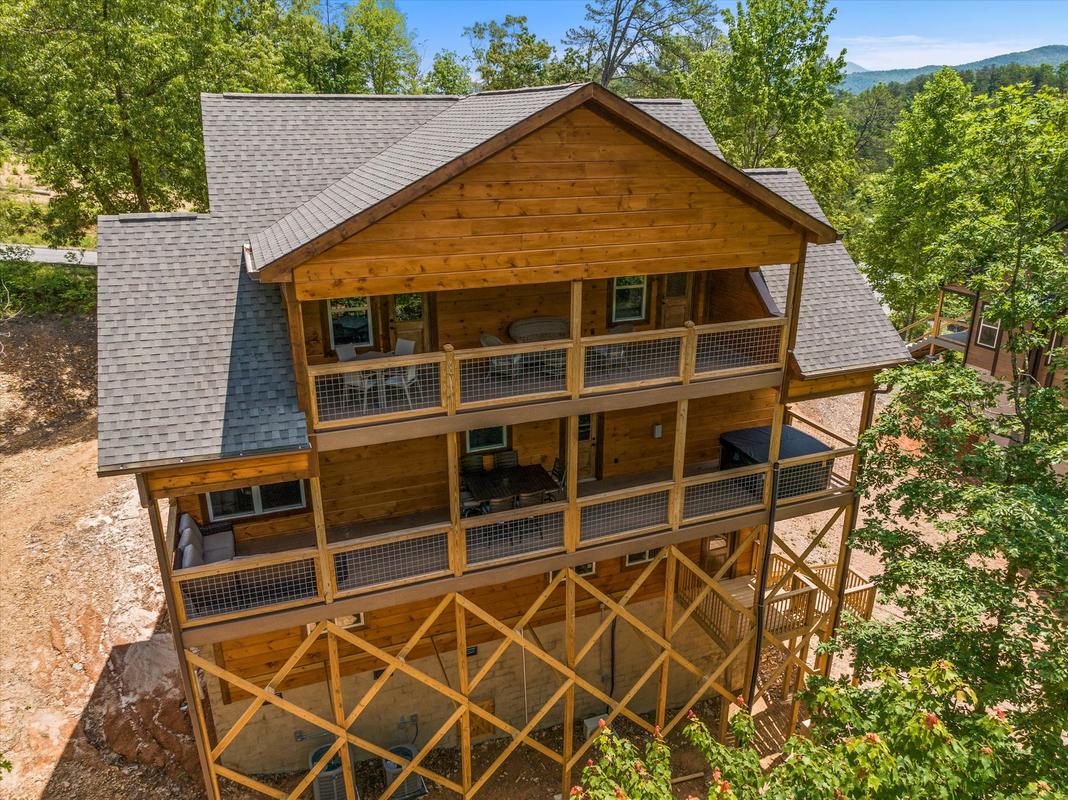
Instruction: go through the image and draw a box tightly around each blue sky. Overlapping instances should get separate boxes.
[354,0,1068,72]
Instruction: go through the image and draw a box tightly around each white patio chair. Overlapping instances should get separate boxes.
[384,364,419,409]
[335,343,358,361]
[394,337,416,356]
[343,371,377,415]
[480,332,522,380]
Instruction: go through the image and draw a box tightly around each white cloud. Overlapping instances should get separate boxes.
[832,34,1044,71]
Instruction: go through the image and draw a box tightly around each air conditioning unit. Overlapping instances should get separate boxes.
[310,744,359,800]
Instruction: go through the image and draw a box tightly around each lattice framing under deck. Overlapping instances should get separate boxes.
[185,545,759,800]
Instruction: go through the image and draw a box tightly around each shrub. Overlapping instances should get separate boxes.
[0,247,96,316]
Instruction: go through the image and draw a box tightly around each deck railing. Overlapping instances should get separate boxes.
[330,523,452,597]
[681,464,769,523]
[809,563,877,620]
[307,317,786,431]
[577,481,674,544]
[462,502,567,568]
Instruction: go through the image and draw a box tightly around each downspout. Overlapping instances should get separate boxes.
[746,463,781,708]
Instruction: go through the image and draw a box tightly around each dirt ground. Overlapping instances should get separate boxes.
[0,315,896,800]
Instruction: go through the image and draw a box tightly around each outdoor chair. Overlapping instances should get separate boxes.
[493,450,518,470]
[460,490,482,517]
[394,337,416,356]
[488,496,514,513]
[597,323,635,375]
[517,490,543,508]
[480,332,522,380]
[460,453,485,475]
[384,365,419,410]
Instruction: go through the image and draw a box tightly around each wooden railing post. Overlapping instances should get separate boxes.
[442,344,458,415]
[565,415,580,551]
[570,280,583,399]
[309,476,334,603]
[670,399,689,529]
[681,321,696,383]
[446,431,464,575]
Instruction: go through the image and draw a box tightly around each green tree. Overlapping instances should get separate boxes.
[849,68,973,325]
[836,83,904,172]
[422,50,473,95]
[679,0,855,217]
[339,0,419,93]
[563,0,718,89]
[578,662,1060,798]
[465,16,555,90]
[0,0,321,243]
[846,85,1068,782]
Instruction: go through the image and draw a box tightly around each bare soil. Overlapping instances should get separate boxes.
[0,318,903,799]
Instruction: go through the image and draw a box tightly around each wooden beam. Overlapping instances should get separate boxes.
[670,399,689,529]
[139,480,220,800]
[562,574,576,798]
[308,476,334,603]
[565,416,580,551]
[455,601,472,794]
[446,431,464,575]
[570,280,584,399]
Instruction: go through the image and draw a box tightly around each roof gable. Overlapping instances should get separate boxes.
[248,83,837,280]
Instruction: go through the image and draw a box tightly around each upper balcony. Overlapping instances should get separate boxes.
[295,272,787,433]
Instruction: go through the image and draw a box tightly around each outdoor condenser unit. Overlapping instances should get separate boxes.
[719,425,833,499]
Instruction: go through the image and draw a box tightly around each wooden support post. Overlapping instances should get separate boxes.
[570,280,584,399]
[657,549,676,728]
[819,387,877,677]
[138,478,220,800]
[447,431,464,575]
[680,321,696,383]
[281,283,313,422]
[747,465,781,708]
[326,631,357,800]
[562,574,577,797]
[670,399,689,529]
[455,600,472,795]
[309,476,334,603]
[928,288,945,357]
[442,344,458,414]
[565,415,580,551]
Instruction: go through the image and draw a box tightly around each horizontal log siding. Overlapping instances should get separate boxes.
[293,108,802,299]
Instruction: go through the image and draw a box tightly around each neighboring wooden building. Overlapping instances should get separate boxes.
[96,83,909,799]
[909,283,1065,388]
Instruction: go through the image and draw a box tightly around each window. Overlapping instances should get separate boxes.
[624,547,661,567]
[329,296,373,348]
[549,562,596,580]
[207,480,306,521]
[975,304,1000,349]
[466,426,507,453]
[611,276,647,323]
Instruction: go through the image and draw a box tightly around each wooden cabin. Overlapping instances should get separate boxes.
[96,83,909,799]
[907,282,1065,389]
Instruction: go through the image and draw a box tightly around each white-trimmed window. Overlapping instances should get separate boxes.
[466,426,507,453]
[329,296,373,349]
[611,276,647,323]
[207,480,306,521]
[624,547,661,567]
[975,303,1000,349]
[549,562,595,580]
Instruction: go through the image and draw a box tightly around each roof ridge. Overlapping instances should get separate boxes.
[103,212,202,223]
[467,82,587,96]
[208,92,461,101]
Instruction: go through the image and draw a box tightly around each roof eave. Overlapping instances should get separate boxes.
[250,83,838,280]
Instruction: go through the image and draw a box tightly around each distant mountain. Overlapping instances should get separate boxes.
[844,61,869,74]
[839,44,1068,93]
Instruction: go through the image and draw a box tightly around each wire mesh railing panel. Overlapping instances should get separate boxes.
[776,452,853,500]
[583,336,681,388]
[457,347,569,405]
[465,511,565,566]
[579,490,670,543]
[694,324,781,375]
[313,361,442,424]
[683,471,766,521]
[333,532,450,593]
[178,557,319,621]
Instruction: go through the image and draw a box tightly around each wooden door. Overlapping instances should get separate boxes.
[388,293,428,352]
[659,273,693,328]
[577,413,599,480]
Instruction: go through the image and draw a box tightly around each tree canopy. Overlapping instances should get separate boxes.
[578,662,1062,799]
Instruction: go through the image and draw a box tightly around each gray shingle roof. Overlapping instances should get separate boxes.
[246,84,587,271]
[750,170,910,376]
[97,88,905,473]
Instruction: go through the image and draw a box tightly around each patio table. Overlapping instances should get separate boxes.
[463,464,559,503]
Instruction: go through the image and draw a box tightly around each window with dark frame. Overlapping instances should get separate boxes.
[207,480,306,522]
[549,562,595,580]
[624,547,661,567]
[975,303,1000,349]
[328,296,373,348]
[466,426,508,453]
[611,276,648,323]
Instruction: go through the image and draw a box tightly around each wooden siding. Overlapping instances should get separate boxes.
[214,539,702,699]
[292,108,803,300]
[143,451,313,500]
[701,269,773,323]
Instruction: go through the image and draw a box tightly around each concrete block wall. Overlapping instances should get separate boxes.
[206,597,729,776]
